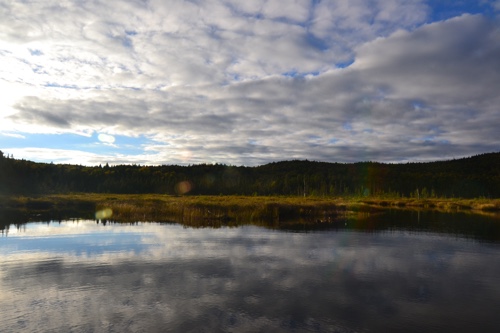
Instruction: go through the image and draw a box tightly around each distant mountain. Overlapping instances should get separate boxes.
[1,150,499,198]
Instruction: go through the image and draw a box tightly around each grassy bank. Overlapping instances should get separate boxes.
[358,197,500,212]
[2,194,500,223]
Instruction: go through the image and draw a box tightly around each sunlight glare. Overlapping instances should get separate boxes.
[98,133,116,144]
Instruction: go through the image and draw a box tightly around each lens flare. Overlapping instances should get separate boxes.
[175,180,193,195]
[95,208,113,220]
[98,133,115,144]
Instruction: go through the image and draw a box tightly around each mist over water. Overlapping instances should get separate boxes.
[1,211,499,332]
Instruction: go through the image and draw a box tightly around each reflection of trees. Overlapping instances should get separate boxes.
[3,207,500,241]
[0,224,8,236]
[2,223,500,332]
[0,207,95,236]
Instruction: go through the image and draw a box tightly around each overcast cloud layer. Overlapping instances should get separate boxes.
[1,0,499,165]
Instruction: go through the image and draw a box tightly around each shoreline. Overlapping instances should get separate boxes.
[1,194,499,216]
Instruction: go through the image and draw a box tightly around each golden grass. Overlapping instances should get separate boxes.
[1,194,499,224]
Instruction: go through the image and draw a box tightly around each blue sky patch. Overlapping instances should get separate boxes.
[282,70,320,78]
[45,83,79,89]
[29,48,43,56]
[0,132,150,157]
[342,122,353,131]
[305,33,329,52]
[427,0,496,22]
[335,59,355,69]
[328,138,339,144]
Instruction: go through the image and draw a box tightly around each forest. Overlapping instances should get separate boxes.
[1,150,499,198]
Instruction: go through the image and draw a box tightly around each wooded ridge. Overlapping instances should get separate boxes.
[1,150,499,198]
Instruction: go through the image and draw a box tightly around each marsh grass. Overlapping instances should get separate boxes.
[1,194,499,226]
[358,197,500,213]
[93,195,360,225]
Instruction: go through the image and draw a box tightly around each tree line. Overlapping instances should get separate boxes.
[1,150,499,198]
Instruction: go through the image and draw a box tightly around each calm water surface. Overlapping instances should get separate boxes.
[1,211,499,332]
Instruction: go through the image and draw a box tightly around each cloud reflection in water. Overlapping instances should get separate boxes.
[0,221,499,332]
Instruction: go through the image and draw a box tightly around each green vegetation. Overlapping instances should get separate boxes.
[1,151,500,226]
[0,194,360,224]
[2,194,500,242]
[1,194,499,226]
[1,150,500,198]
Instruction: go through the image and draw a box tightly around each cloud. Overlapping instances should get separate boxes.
[2,221,500,332]
[0,0,428,88]
[1,1,499,165]
[495,0,500,11]
[0,132,25,139]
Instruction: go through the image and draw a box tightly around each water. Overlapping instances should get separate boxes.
[1,210,500,332]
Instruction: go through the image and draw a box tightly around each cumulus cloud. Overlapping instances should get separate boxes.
[0,1,499,165]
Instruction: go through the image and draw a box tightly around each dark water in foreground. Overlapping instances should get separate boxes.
[1,211,500,332]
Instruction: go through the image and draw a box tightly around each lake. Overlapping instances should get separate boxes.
[1,210,499,332]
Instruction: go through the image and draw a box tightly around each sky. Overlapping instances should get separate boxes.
[1,0,500,166]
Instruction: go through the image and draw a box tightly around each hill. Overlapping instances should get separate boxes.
[1,150,499,198]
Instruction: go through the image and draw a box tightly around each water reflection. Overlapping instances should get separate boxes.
[1,216,500,332]
[2,208,500,242]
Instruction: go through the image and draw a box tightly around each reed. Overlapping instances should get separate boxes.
[1,194,499,224]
